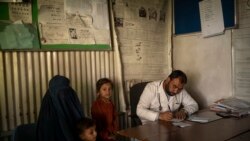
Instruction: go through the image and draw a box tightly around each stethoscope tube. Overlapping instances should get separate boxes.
[157,80,179,111]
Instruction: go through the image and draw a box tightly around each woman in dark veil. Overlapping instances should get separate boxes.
[37,75,84,141]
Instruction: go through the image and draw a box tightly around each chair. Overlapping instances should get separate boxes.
[129,82,149,127]
[12,123,36,141]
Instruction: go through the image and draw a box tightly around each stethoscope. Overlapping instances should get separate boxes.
[157,80,180,111]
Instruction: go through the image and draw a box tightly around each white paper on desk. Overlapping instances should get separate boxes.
[188,116,210,123]
[199,0,225,38]
[171,118,184,122]
[172,122,191,128]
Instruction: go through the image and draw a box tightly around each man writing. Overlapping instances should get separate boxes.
[137,70,198,124]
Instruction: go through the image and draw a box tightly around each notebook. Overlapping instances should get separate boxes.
[187,110,222,123]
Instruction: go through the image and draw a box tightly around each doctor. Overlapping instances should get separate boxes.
[137,70,198,124]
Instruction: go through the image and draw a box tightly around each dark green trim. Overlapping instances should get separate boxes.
[0,3,9,20]
[41,44,111,51]
[32,0,38,22]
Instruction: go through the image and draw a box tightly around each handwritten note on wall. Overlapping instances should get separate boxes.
[199,0,224,37]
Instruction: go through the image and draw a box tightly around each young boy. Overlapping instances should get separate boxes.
[76,117,97,141]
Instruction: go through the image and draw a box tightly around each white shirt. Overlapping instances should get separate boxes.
[136,80,198,124]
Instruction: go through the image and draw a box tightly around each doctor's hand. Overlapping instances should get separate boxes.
[159,111,173,121]
[174,109,187,120]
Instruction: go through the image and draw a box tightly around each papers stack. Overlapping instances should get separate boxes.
[210,97,250,118]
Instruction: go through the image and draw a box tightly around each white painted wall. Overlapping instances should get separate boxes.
[173,30,232,108]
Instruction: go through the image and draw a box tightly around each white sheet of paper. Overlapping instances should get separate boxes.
[199,0,225,37]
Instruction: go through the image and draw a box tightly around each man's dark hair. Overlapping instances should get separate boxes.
[96,78,113,92]
[169,70,187,84]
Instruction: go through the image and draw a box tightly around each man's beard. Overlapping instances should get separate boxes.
[165,83,174,96]
[166,90,174,96]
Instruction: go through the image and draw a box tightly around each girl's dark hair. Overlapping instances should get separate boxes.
[96,78,113,92]
[75,117,96,135]
[169,70,187,84]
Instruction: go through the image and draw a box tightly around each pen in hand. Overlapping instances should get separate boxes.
[168,105,172,112]
[159,105,173,121]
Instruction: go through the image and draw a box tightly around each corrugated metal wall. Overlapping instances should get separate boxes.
[0,50,124,133]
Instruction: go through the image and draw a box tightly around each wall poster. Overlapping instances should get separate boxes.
[113,0,172,81]
[38,0,112,50]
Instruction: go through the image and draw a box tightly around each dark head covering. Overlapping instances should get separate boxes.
[37,75,84,141]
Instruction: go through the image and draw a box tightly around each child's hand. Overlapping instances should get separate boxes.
[107,133,116,141]
[107,136,116,141]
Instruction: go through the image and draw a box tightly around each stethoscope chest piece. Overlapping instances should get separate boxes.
[159,105,162,111]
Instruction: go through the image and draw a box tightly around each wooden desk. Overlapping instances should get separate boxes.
[117,115,250,141]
